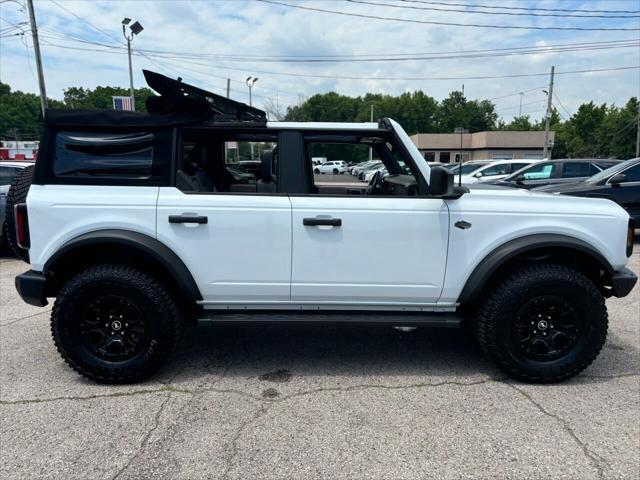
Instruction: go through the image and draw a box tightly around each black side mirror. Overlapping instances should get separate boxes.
[609,173,626,186]
[429,166,465,198]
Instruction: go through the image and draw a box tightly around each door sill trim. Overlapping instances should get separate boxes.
[198,301,457,312]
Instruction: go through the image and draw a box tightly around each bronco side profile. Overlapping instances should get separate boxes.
[13,71,637,384]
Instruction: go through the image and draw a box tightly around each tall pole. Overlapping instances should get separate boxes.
[369,104,374,162]
[226,78,230,98]
[636,98,640,157]
[26,0,47,116]
[126,38,135,111]
[543,65,555,159]
[518,92,524,116]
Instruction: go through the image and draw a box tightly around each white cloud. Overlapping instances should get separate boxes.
[0,0,638,122]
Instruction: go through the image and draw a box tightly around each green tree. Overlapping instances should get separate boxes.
[0,82,64,140]
[63,85,154,112]
[434,91,497,133]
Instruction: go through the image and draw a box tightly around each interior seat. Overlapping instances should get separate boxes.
[257,150,277,193]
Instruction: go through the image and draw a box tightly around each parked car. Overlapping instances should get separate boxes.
[0,161,33,245]
[459,159,541,184]
[358,161,384,180]
[314,160,348,174]
[492,159,622,190]
[448,161,490,176]
[534,158,640,221]
[12,70,636,385]
[364,166,388,183]
[351,159,381,177]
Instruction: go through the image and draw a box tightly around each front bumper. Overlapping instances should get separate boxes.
[610,267,638,298]
[15,270,48,307]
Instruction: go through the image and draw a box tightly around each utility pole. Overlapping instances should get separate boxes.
[369,104,374,162]
[518,92,524,116]
[245,77,258,159]
[543,65,555,159]
[636,98,640,158]
[226,78,230,98]
[26,0,47,117]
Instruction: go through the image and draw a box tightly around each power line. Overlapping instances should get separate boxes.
[553,93,573,119]
[258,0,640,31]
[396,0,640,15]
[487,86,546,101]
[346,0,640,19]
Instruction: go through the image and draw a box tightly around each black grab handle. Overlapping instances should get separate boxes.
[169,215,208,224]
[303,218,342,227]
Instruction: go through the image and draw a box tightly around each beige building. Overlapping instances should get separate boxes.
[410,130,555,163]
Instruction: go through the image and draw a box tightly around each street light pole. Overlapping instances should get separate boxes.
[369,104,374,162]
[246,77,258,160]
[542,65,555,159]
[121,18,143,111]
[26,0,47,116]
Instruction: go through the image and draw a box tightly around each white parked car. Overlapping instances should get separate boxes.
[12,71,637,384]
[458,159,542,184]
[363,166,388,183]
[314,160,347,174]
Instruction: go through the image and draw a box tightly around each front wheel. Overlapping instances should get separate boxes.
[314,168,320,174]
[51,265,183,383]
[475,263,607,383]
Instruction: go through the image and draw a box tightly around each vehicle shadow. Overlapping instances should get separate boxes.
[161,320,637,387]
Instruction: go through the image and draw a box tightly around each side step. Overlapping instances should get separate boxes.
[196,311,463,328]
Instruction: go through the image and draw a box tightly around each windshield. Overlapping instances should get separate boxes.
[585,158,636,184]
[450,162,488,175]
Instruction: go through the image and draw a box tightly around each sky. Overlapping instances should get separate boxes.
[0,0,639,122]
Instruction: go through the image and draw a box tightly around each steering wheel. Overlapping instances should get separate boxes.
[365,170,385,195]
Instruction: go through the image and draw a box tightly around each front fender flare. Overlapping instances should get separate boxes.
[458,233,614,304]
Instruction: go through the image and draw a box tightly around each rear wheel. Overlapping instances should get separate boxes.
[314,168,320,174]
[5,165,34,262]
[475,263,607,383]
[51,265,182,383]
[333,168,339,174]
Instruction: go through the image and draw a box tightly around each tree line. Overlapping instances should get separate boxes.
[1,81,637,159]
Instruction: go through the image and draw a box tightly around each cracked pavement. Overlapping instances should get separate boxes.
[1,248,638,479]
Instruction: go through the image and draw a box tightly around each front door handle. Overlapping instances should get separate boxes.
[169,215,208,224]
[303,217,342,227]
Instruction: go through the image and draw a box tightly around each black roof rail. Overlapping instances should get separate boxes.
[143,70,267,124]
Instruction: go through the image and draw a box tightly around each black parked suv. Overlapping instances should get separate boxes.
[534,158,640,221]
[492,158,622,190]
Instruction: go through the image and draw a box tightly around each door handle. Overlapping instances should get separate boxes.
[169,215,208,224]
[303,217,342,227]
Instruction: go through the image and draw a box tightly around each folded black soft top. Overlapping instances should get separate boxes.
[44,70,267,128]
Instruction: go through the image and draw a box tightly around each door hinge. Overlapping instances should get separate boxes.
[454,220,472,230]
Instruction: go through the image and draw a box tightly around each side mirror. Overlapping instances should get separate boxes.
[609,173,626,186]
[474,172,483,178]
[429,166,465,198]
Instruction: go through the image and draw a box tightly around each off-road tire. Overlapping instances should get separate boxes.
[4,164,34,262]
[51,265,183,383]
[475,263,607,383]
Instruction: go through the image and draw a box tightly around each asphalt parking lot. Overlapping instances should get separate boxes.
[1,245,638,480]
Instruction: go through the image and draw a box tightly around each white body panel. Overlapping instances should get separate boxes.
[156,188,292,303]
[439,187,631,303]
[27,185,159,271]
[289,196,450,305]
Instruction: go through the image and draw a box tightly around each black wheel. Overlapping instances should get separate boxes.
[314,168,320,174]
[51,265,183,383]
[5,165,34,263]
[475,263,607,383]
[333,168,339,174]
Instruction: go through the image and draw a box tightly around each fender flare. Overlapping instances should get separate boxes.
[44,229,202,301]
[458,233,614,304]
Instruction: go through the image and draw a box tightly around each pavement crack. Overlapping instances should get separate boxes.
[581,372,639,379]
[0,385,193,406]
[111,394,172,480]
[506,382,607,480]
[221,403,272,480]
[0,309,51,327]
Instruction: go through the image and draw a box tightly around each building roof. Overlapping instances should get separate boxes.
[411,130,555,150]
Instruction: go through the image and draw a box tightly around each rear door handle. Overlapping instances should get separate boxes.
[169,215,208,224]
[303,217,342,227]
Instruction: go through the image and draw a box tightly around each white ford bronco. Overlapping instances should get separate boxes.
[12,71,637,384]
